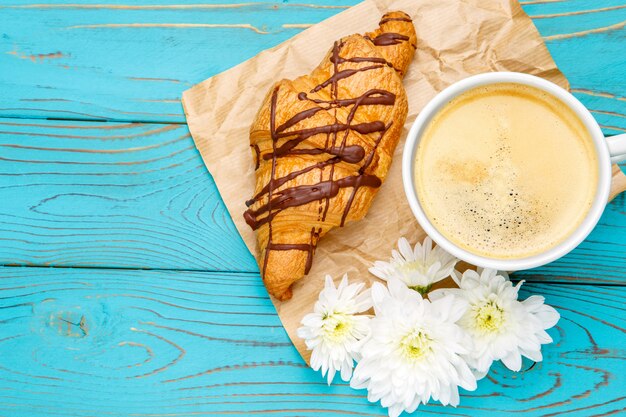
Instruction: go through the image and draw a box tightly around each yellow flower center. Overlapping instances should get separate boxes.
[322,313,353,343]
[399,260,428,275]
[474,300,506,333]
[400,330,432,361]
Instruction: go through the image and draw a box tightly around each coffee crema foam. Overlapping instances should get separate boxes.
[414,82,598,259]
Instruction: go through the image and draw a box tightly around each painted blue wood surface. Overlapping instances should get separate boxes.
[0,119,257,271]
[0,117,623,283]
[0,0,625,416]
[1,267,624,416]
[0,0,624,132]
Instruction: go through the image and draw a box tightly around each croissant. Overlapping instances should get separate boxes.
[244,11,417,300]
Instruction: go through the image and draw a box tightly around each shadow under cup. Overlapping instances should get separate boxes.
[402,72,612,272]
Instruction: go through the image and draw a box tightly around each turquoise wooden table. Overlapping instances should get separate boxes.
[0,1,625,416]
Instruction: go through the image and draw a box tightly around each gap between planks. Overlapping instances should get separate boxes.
[0,263,258,276]
[2,263,626,287]
[0,3,352,10]
[0,114,187,126]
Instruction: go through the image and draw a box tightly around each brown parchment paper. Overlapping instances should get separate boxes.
[183,0,573,362]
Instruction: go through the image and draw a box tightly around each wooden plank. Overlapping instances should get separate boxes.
[0,266,623,416]
[0,0,624,134]
[1,117,625,282]
[0,0,357,123]
[0,118,257,271]
[515,192,626,284]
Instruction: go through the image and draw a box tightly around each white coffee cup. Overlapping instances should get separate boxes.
[402,72,626,271]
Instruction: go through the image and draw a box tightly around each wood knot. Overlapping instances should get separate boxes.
[49,311,89,338]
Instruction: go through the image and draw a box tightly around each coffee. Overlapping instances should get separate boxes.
[414,82,598,259]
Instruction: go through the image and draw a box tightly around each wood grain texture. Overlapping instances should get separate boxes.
[0,118,257,271]
[0,0,354,123]
[0,267,623,417]
[1,1,625,416]
[0,117,624,282]
[0,0,624,134]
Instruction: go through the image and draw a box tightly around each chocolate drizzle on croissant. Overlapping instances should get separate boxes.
[245,11,417,300]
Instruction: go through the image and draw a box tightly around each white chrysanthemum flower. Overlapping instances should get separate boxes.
[350,279,477,417]
[297,274,372,385]
[433,268,560,379]
[369,236,458,294]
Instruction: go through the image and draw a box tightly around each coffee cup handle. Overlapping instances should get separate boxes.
[607,134,626,163]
